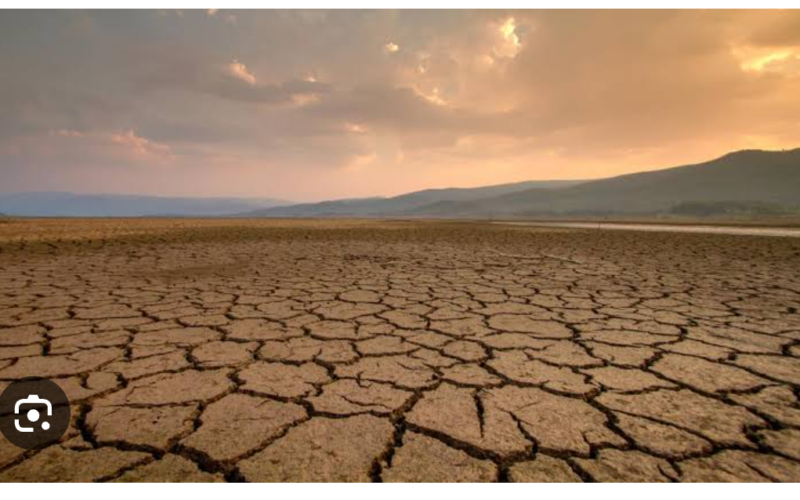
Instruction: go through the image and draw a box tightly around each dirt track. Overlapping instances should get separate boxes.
[1,218,799,482]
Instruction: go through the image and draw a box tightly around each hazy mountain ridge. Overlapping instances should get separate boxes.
[236,148,800,219]
[400,148,800,217]
[4,148,798,218]
[0,192,292,217]
[240,180,585,217]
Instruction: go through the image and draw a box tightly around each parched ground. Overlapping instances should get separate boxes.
[0,218,799,482]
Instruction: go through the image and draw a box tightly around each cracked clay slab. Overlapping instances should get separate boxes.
[3,219,800,482]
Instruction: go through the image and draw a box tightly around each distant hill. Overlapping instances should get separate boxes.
[7,148,797,219]
[0,192,292,217]
[239,180,585,217]
[401,148,800,217]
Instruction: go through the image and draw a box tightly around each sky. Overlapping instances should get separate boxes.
[1,9,799,202]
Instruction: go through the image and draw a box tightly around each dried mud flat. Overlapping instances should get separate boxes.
[1,218,800,482]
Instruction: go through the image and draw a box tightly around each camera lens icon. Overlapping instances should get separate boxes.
[0,377,71,450]
[14,395,52,433]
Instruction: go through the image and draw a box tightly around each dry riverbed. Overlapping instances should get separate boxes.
[0,218,799,482]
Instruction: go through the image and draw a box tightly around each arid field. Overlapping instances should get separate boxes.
[1,218,799,482]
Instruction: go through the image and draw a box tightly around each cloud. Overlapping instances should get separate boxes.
[212,77,330,105]
[1,10,800,200]
[130,46,331,105]
[226,58,256,85]
[494,17,521,58]
[108,129,171,158]
[414,86,447,106]
[45,128,172,160]
[733,45,800,74]
[743,11,800,47]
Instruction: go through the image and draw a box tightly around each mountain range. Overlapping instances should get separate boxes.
[240,180,585,218]
[240,148,800,218]
[0,192,291,217]
[1,148,798,218]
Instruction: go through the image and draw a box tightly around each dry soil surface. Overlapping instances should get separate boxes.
[0,218,799,482]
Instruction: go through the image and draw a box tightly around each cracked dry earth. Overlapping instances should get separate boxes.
[1,218,800,482]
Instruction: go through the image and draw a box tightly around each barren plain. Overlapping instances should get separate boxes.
[1,218,799,482]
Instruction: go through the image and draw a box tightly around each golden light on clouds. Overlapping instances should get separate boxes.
[226,58,256,85]
[495,17,522,58]
[109,130,172,158]
[734,45,800,74]
[500,18,518,43]
[3,10,800,200]
[415,86,448,106]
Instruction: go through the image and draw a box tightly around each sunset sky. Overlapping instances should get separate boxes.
[1,9,799,201]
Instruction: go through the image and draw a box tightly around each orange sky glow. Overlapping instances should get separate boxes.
[1,10,799,201]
